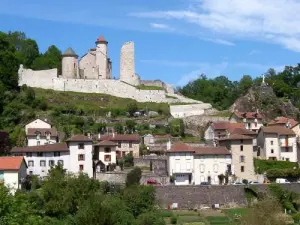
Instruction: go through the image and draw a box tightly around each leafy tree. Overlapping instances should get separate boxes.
[127,102,138,117]
[114,123,124,134]
[125,120,136,133]
[126,167,142,187]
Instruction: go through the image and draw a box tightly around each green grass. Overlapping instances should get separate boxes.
[166,95,178,99]
[136,85,163,90]
[34,88,170,116]
[254,158,298,173]
[205,216,231,225]
[223,208,249,217]
[180,136,201,143]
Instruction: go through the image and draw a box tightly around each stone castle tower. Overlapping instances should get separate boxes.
[62,48,79,78]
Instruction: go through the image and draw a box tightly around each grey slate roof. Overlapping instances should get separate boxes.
[63,47,78,57]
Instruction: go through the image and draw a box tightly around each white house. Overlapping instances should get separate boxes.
[257,126,297,162]
[93,140,117,172]
[167,142,231,185]
[11,143,70,177]
[0,156,27,194]
[229,112,264,132]
[25,118,51,133]
[204,122,245,141]
[66,135,93,178]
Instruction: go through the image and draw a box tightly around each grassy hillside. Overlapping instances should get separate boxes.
[34,88,170,117]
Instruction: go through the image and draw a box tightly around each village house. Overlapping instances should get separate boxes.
[99,133,140,157]
[25,119,59,146]
[268,117,300,139]
[142,134,171,154]
[0,156,27,194]
[257,126,297,162]
[229,112,264,132]
[93,140,118,172]
[11,135,94,178]
[167,142,232,185]
[218,134,256,182]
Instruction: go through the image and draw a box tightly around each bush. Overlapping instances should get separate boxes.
[170,215,177,224]
[292,213,300,223]
[126,167,142,187]
[254,159,298,174]
[242,179,248,185]
[266,168,300,178]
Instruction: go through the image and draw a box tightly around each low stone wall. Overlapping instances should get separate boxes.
[140,173,169,185]
[155,183,300,209]
[134,157,168,176]
[95,172,127,184]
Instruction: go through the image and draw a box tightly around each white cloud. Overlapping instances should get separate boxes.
[150,23,174,31]
[130,0,300,52]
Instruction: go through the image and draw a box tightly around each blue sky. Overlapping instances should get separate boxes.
[1,0,300,87]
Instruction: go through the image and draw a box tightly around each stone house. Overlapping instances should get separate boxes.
[93,140,117,172]
[229,112,264,133]
[257,126,297,162]
[99,134,140,158]
[167,142,232,185]
[218,134,256,182]
[25,119,59,147]
[11,134,94,178]
[142,134,171,154]
[0,156,27,194]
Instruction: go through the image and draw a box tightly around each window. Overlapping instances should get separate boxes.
[79,165,84,171]
[104,155,111,162]
[104,148,111,153]
[40,160,46,167]
[54,151,60,157]
[247,123,251,128]
[37,141,40,146]
[213,164,219,173]
[240,145,243,151]
[118,142,121,148]
[78,154,85,161]
[240,155,245,162]
[286,158,290,161]
[241,166,244,172]
[271,141,274,145]
[186,153,191,160]
[175,153,180,160]
[29,171,33,175]
[37,152,43,157]
[241,139,243,144]
[58,160,64,166]
[78,143,84,149]
[200,164,205,173]
[49,160,55,167]
[26,152,32,157]
[36,132,40,140]
[271,149,274,154]
[28,160,34,167]
[186,162,191,171]
[129,141,133,148]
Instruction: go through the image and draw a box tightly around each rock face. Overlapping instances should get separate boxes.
[230,85,299,121]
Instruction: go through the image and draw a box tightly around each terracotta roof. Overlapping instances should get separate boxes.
[96,36,108,43]
[233,112,264,119]
[168,142,194,153]
[268,117,298,128]
[0,156,26,170]
[11,143,69,153]
[94,140,118,147]
[67,135,92,142]
[99,134,140,142]
[212,122,244,130]
[261,126,296,135]
[219,134,254,141]
[27,128,58,137]
[194,146,231,155]
[230,128,256,136]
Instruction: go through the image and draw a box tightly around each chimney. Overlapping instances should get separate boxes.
[98,133,101,139]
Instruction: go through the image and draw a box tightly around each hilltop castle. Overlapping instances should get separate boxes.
[18,35,213,117]
[61,36,140,86]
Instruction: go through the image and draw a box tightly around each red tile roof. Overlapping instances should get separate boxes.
[0,156,25,170]
[11,143,69,153]
[94,140,118,147]
[261,126,296,135]
[168,142,194,152]
[67,135,92,142]
[27,128,58,137]
[194,146,231,155]
[230,128,256,136]
[96,36,107,43]
[212,122,244,130]
[268,117,298,128]
[99,134,140,142]
[233,112,264,119]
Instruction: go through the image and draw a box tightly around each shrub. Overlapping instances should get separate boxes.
[254,159,298,174]
[170,215,177,224]
[242,179,248,185]
[266,168,300,178]
[126,167,142,187]
[292,213,300,223]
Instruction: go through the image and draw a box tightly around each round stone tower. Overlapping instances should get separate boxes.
[95,36,108,79]
[62,47,78,78]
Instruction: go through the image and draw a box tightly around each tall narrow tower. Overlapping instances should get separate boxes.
[62,47,79,78]
[95,36,108,79]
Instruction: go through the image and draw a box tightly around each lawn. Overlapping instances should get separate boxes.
[136,85,163,90]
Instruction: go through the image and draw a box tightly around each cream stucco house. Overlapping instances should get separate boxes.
[167,142,232,185]
[0,156,27,194]
[257,126,297,162]
[219,134,256,182]
[99,134,140,158]
[229,112,264,133]
[93,140,118,172]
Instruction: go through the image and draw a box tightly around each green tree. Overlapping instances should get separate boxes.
[114,123,124,134]
[126,167,142,187]
[127,102,138,117]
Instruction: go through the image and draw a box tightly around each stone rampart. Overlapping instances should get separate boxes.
[155,183,300,209]
[140,80,164,88]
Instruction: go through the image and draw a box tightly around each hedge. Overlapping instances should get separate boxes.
[254,158,298,174]
[266,168,300,178]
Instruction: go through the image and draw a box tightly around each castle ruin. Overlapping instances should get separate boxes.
[18,35,213,117]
